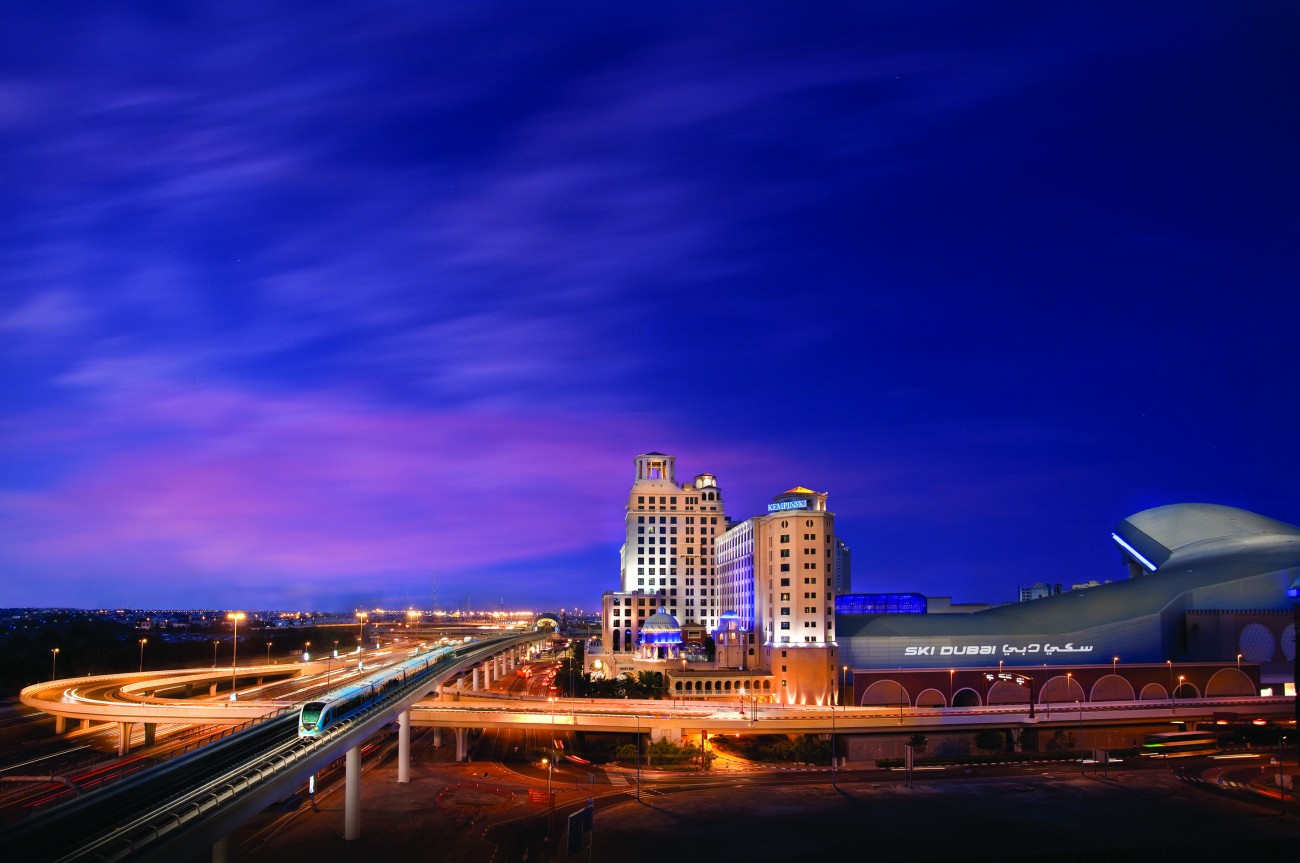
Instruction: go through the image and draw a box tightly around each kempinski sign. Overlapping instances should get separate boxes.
[767,499,809,512]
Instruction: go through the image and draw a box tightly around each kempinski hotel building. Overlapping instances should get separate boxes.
[589,452,842,705]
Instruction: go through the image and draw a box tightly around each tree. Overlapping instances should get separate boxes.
[974,728,1005,755]
[907,733,928,756]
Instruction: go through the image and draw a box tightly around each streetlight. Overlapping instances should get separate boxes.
[213,640,219,668]
[51,647,59,682]
[541,756,554,849]
[634,713,642,802]
[1112,656,1118,677]
[138,638,147,673]
[227,612,246,700]
[948,669,955,708]
[1166,660,1174,712]
[355,611,369,648]
[1237,653,1242,672]
[841,665,848,707]
[266,641,273,665]
[738,688,758,723]
[1078,700,1085,774]
[830,702,837,785]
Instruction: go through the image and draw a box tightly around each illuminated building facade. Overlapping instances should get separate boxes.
[619,452,726,632]
[591,455,842,703]
[717,486,839,703]
[839,504,1300,694]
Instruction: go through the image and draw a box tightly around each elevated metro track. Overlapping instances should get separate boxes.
[1,634,544,863]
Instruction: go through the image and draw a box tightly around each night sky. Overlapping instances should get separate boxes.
[2,4,1296,612]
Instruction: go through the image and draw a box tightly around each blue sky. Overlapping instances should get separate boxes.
[1,3,1296,611]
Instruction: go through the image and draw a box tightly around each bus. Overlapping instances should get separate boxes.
[1139,731,1219,758]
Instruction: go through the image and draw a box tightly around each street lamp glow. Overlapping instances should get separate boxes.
[138,638,148,673]
[356,611,369,647]
[227,612,246,700]
[51,647,60,682]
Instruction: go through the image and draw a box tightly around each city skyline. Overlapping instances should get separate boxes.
[2,4,1296,611]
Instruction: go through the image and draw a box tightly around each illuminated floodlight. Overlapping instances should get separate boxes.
[1111,533,1158,572]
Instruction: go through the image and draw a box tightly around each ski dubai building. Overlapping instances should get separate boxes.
[838,503,1300,705]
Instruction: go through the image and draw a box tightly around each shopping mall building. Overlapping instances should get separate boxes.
[840,503,1298,708]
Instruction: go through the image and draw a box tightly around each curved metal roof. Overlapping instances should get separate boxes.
[839,504,1300,641]
[1113,503,1300,572]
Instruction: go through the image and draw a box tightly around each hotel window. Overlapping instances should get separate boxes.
[780,534,789,543]
[780,578,790,586]
[780,622,790,630]
[780,607,790,615]
[780,550,790,558]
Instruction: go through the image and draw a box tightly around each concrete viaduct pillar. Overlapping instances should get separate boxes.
[455,727,470,762]
[397,709,411,784]
[344,744,361,840]
[433,727,442,748]
[143,723,156,747]
[54,715,67,735]
[117,722,132,756]
[471,667,480,691]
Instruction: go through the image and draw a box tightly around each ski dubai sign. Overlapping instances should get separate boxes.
[896,641,1097,662]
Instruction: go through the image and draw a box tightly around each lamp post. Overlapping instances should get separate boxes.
[830,703,837,785]
[138,638,147,673]
[1112,656,1118,677]
[213,640,219,669]
[541,755,554,851]
[1078,700,1085,774]
[355,611,369,649]
[948,669,954,708]
[1237,653,1242,672]
[227,612,245,700]
[841,665,848,707]
[51,647,59,682]
[1177,675,1186,702]
[266,641,273,665]
[1166,660,1174,712]
[634,713,641,802]
[738,687,758,724]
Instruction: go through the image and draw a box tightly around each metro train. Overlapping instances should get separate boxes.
[298,645,455,738]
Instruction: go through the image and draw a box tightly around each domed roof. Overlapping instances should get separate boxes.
[718,610,740,620]
[642,608,681,632]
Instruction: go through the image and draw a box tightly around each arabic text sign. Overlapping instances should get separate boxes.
[903,642,1096,658]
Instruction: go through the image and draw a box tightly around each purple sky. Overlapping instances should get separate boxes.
[2,4,1297,612]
